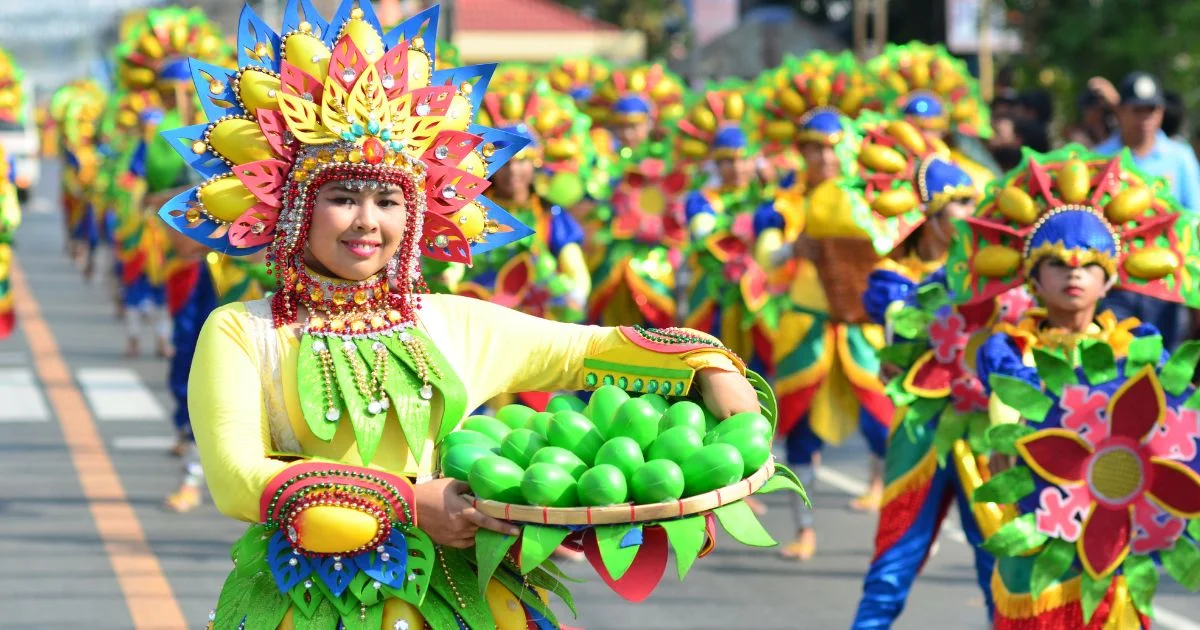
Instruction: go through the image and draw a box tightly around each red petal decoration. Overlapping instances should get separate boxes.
[424,166,490,215]
[328,34,369,91]
[422,131,483,167]
[584,525,669,603]
[1016,430,1092,486]
[409,85,456,118]
[1078,504,1132,578]
[280,62,324,106]
[420,213,472,264]
[1108,367,1164,442]
[228,203,280,248]
[741,265,769,313]
[906,352,955,396]
[234,159,289,208]
[256,110,295,161]
[1148,459,1200,518]
[494,255,533,308]
[374,43,410,100]
[662,171,689,195]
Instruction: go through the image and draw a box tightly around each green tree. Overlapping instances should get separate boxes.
[554,0,690,60]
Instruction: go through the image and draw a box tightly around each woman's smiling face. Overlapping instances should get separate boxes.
[303,180,409,281]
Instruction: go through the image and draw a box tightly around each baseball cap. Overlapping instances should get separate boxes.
[1117,72,1165,107]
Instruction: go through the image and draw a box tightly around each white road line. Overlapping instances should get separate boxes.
[76,367,166,422]
[111,435,176,451]
[820,464,1199,630]
[0,368,50,422]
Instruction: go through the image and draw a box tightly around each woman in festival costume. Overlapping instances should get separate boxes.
[850,116,1031,627]
[160,3,758,627]
[56,86,108,280]
[869,42,1000,190]
[677,83,772,367]
[946,146,1200,629]
[0,144,20,339]
[0,49,28,194]
[751,53,892,560]
[588,62,685,157]
[113,6,230,359]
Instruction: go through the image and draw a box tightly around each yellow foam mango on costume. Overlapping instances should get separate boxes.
[808,74,832,106]
[485,578,529,629]
[689,106,716,132]
[445,92,475,133]
[458,151,487,178]
[291,504,381,554]
[974,245,1021,277]
[451,201,487,240]
[997,185,1037,225]
[841,87,865,115]
[405,45,432,92]
[764,119,795,142]
[860,144,907,174]
[933,72,959,96]
[778,87,806,116]
[284,31,331,83]
[804,180,870,239]
[1056,158,1090,203]
[544,137,579,161]
[381,598,425,630]
[725,92,746,119]
[198,176,258,223]
[1124,248,1178,279]
[238,69,282,114]
[679,138,708,160]
[871,188,919,217]
[886,120,927,154]
[342,18,385,63]
[209,118,276,164]
[1105,186,1152,224]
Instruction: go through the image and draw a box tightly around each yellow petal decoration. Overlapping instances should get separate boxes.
[1105,186,1152,224]
[974,245,1021,277]
[1124,248,1178,279]
[1057,158,1091,204]
[238,69,282,114]
[198,175,259,223]
[346,65,387,130]
[997,185,1038,224]
[279,92,332,145]
[208,117,277,164]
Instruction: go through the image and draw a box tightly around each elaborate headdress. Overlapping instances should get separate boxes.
[947,146,1200,306]
[758,51,877,151]
[676,82,760,164]
[869,42,991,139]
[848,113,976,249]
[0,48,27,126]
[114,7,230,95]
[589,62,685,130]
[546,57,610,109]
[157,0,534,325]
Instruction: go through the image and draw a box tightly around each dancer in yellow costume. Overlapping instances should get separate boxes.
[752,52,889,560]
[0,144,20,339]
[158,3,759,627]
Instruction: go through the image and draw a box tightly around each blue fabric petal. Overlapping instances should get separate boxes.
[546,204,584,255]
[282,0,330,40]
[863,269,918,326]
[360,529,410,589]
[976,332,1041,394]
[684,190,715,222]
[472,196,535,256]
[158,188,267,256]
[381,5,440,63]
[237,3,282,72]
[189,60,245,120]
[159,123,230,179]
[432,64,496,123]
[752,200,784,235]
[128,142,148,179]
[468,124,532,177]
[267,529,313,594]
[324,0,384,47]
[619,526,644,548]
[310,554,356,597]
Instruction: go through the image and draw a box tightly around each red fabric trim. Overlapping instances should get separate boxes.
[259,462,416,526]
[751,324,776,377]
[854,386,896,431]
[0,311,13,340]
[872,476,936,559]
[165,261,201,316]
[517,391,552,412]
[776,382,821,437]
[121,250,146,287]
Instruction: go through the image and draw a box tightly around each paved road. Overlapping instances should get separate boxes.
[2,165,1197,629]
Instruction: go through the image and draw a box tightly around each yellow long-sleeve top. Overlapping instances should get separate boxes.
[190,293,741,523]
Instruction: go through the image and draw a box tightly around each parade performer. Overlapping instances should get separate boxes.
[850,117,1029,627]
[0,143,20,339]
[869,42,999,189]
[678,83,772,366]
[0,49,28,194]
[160,3,759,627]
[56,83,107,279]
[589,62,685,156]
[948,146,1200,629]
[752,52,889,560]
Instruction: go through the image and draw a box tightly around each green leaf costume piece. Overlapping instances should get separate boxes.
[988,375,1053,422]
[660,516,707,580]
[713,501,776,547]
[1030,538,1076,600]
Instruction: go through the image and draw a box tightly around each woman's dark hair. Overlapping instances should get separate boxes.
[1013,117,1050,152]
[1018,90,1054,125]
[1163,90,1184,138]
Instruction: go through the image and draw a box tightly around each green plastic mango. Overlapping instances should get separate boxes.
[496,404,537,430]
[640,393,669,413]
[681,443,744,497]
[525,411,554,438]
[661,401,706,435]
[547,410,605,465]
[647,426,704,466]
[577,464,629,506]
[468,455,525,503]
[442,429,500,452]
[631,459,686,504]
[712,428,772,477]
[546,394,586,414]
[704,411,771,444]
[441,444,494,482]
[703,407,720,434]
[500,428,548,468]
[594,437,645,481]
[462,416,512,444]
[529,446,588,480]
[607,398,661,451]
[521,463,579,507]
[585,385,630,437]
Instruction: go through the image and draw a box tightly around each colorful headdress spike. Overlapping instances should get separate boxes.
[947,145,1200,306]
[490,63,542,95]
[114,7,230,93]
[0,48,27,126]
[869,42,991,139]
[156,0,534,270]
[590,63,685,129]
[758,51,878,151]
[676,82,760,163]
[477,79,595,185]
[546,57,611,110]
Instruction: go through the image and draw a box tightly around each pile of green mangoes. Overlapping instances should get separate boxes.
[442,385,773,508]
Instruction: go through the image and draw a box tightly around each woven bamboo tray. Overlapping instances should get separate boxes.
[813,238,879,324]
[468,456,776,526]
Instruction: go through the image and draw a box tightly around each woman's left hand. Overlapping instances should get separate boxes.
[697,368,760,420]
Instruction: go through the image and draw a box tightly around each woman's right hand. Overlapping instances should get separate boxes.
[413,478,519,548]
